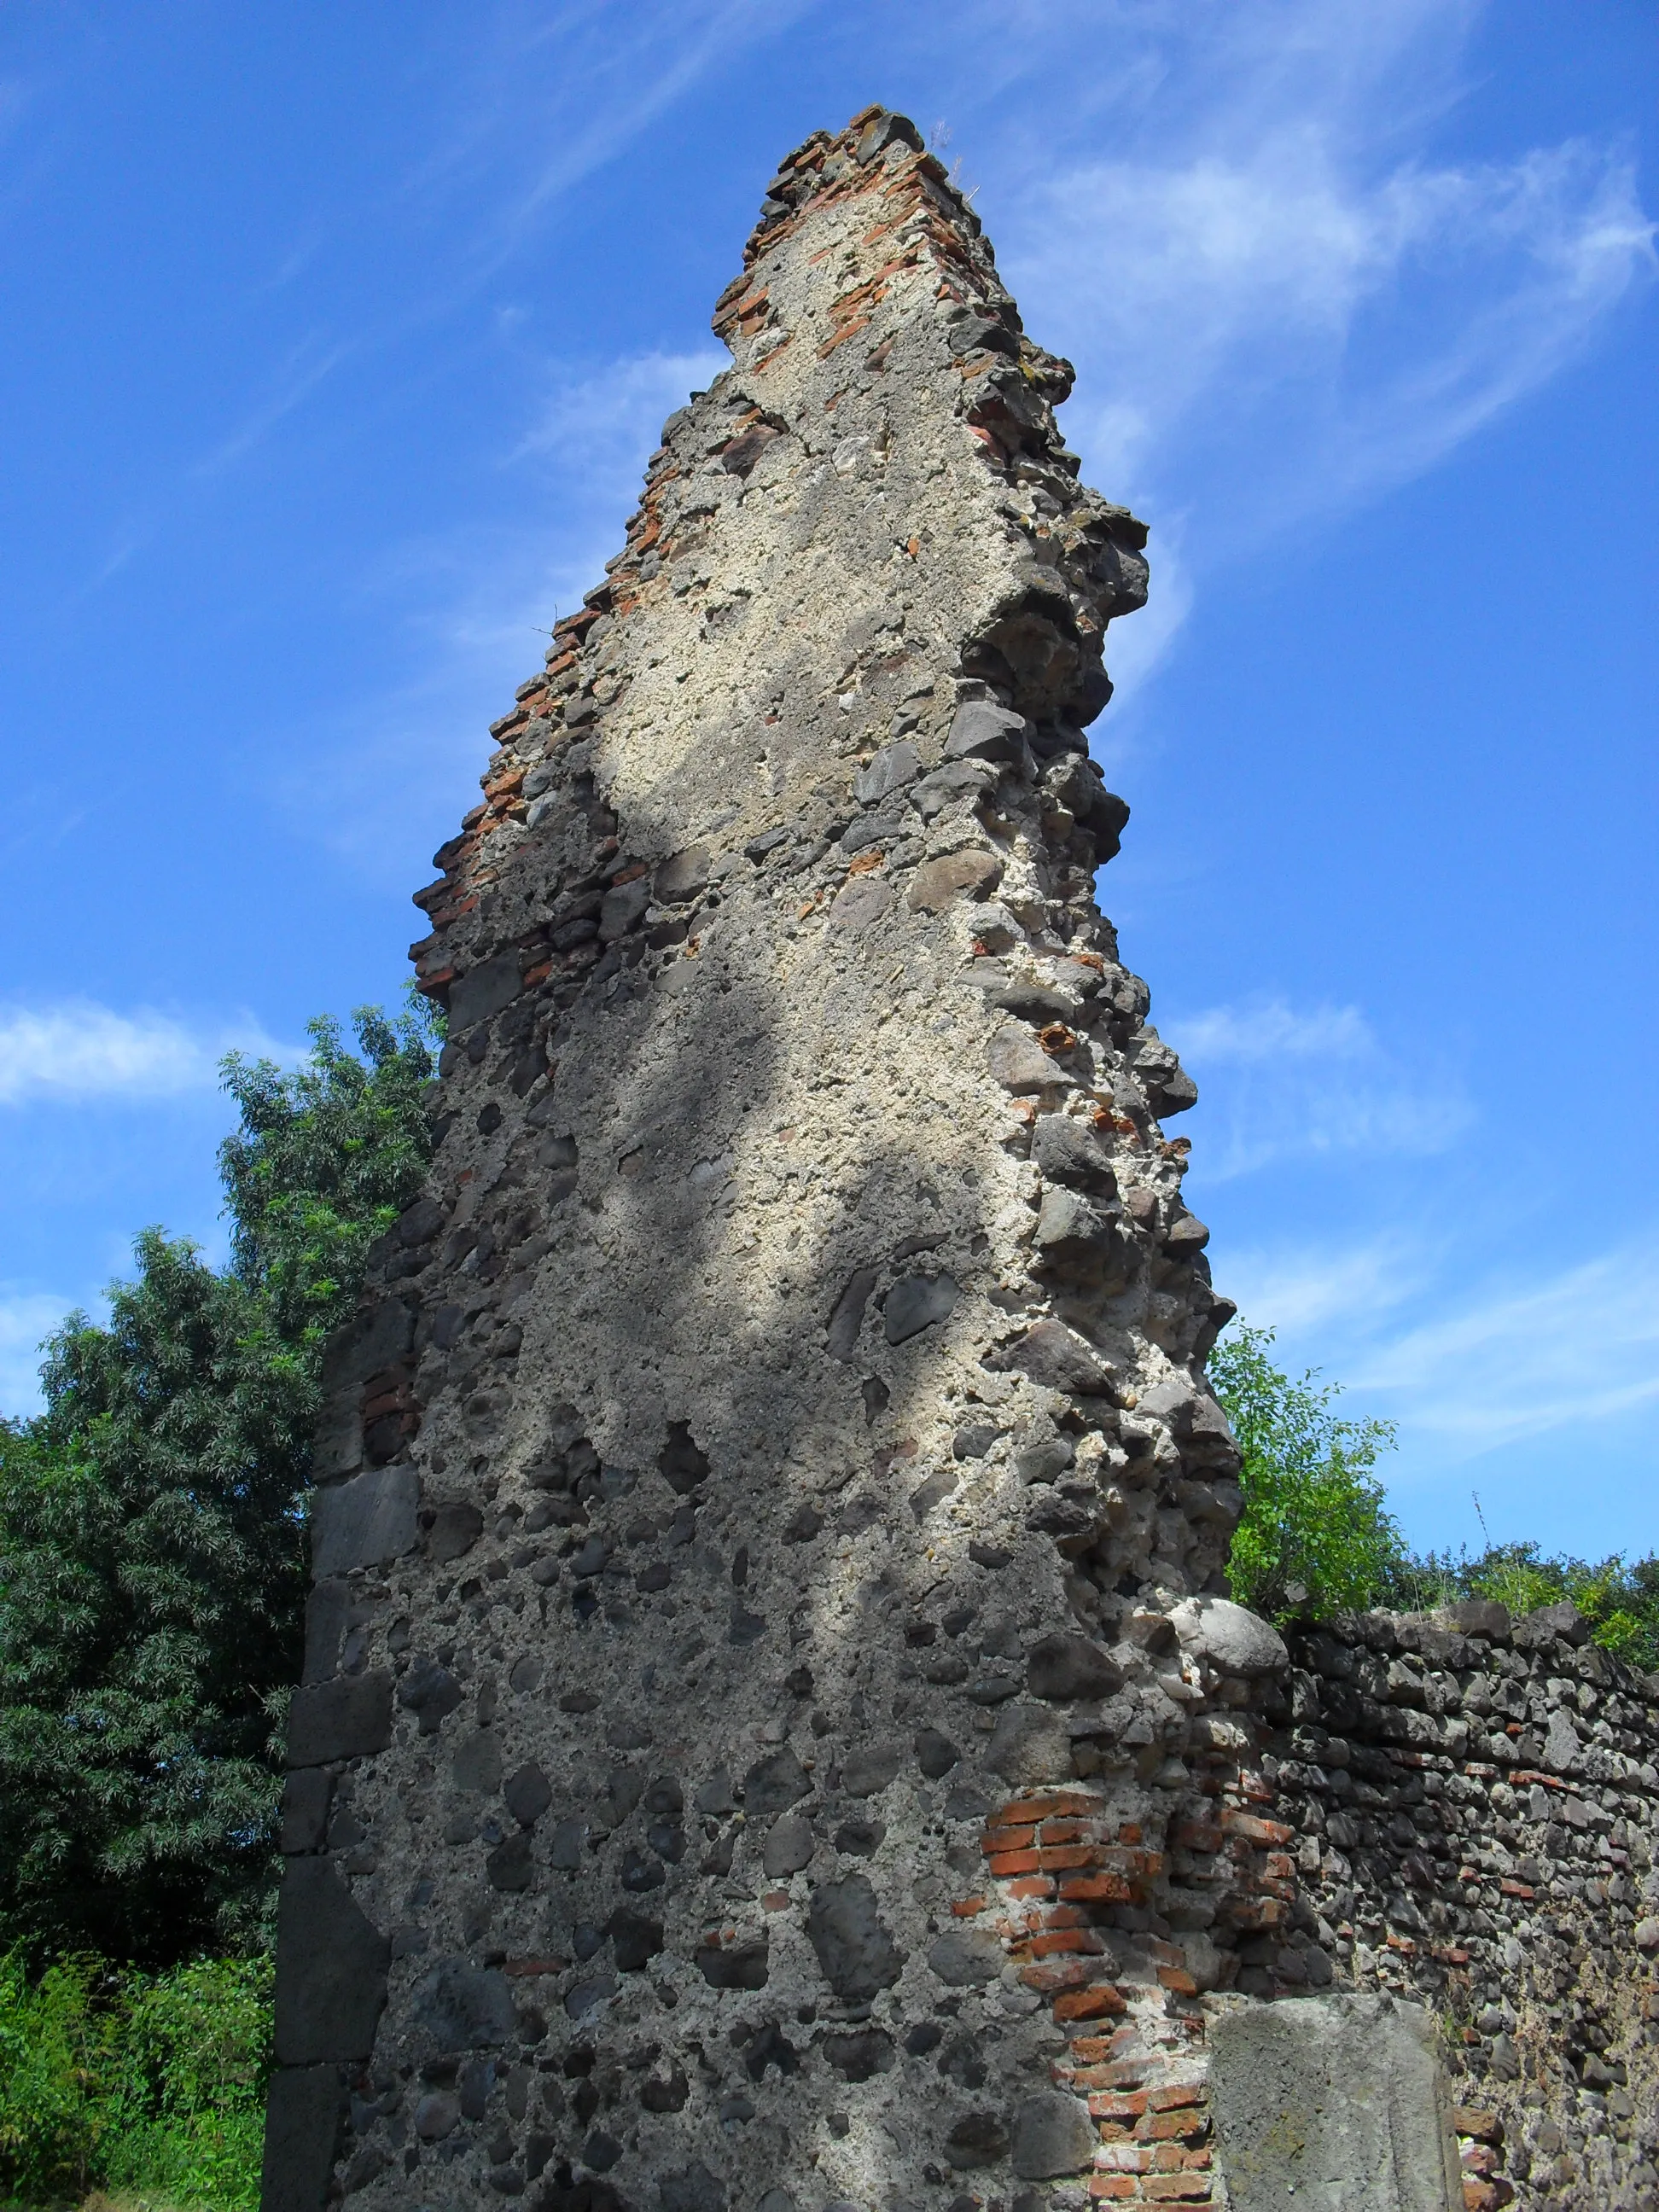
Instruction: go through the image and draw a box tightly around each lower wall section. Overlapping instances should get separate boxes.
[262,1596,1659,2210]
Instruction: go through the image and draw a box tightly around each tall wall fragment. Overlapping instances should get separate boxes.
[265,105,1263,2212]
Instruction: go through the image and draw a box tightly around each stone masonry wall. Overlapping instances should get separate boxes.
[259,106,1657,2212]
[1260,1598,1659,2210]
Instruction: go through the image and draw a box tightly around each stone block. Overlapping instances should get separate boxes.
[1171,1596,1288,1677]
[272,1859,391,2065]
[279,1768,333,1854]
[408,1959,516,2052]
[992,1318,1117,1397]
[300,1578,352,1685]
[1010,2089,1098,2178]
[310,1463,418,1579]
[1441,1599,1511,1642]
[945,699,1027,762]
[988,1702,1074,1784]
[260,2063,346,2212]
[928,1926,1003,1986]
[908,849,1004,912]
[285,1672,393,1767]
[447,952,521,1031]
[317,1298,414,1395]
[1209,1993,1462,2209]
[806,1874,903,2000]
[1028,1632,1122,1701]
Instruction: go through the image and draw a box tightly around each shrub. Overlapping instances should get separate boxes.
[1388,1543,1659,1670]
[0,1950,271,2210]
[1209,1321,1406,1622]
[0,1951,111,2203]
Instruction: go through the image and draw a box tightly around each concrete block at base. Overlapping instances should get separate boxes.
[1208,1992,1463,2211]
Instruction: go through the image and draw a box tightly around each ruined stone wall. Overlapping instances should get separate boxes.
[1255,1600,1659,2210]
[260,105,1650,2212]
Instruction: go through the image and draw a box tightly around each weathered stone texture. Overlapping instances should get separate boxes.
[1208,1992,1462,2209]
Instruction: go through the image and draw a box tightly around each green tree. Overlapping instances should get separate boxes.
[0,1004,438,1967]
[1210,1321,1404,1622]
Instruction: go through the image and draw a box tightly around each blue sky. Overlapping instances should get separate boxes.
[1,2,1654,1562]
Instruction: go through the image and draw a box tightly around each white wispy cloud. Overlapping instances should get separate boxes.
[1354,1244,1659,1452]
[975,0,1655,661]
[1220,1225,1659,1502]
[512,346,727,618]
[287,346,725,875]
[0,1004,292,1107]
[1220,1232,1434,1336]
[1164,994,1471,1178]
[403,0,816,281]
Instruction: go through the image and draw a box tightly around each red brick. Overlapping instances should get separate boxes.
[1148,2085,1206,2113]
[1041,1817,1114,1845]
[1173,1822,1223,1853]
[1220,1808,1294,1846]
[951,1895,988,1918]
[1022,1929,1108,1959]
[1034,1907,1090,1935]
[1140,2108,1206,2143]
[1140,2178,1213,2203]
[1006,1875,1056,1901]
[1020,1960,1095,1994]
[992,1792,1101,1825]
[982,1825,1037,1855]
[1226,1897,1287,1930]
[1039,1844,1105,1871]
[1450,2108,1502,2145]
[1095,2145,1155,2174]
[988,1848,1041,1877]
[1088,2092,1150,2122]
[1060,1872,1134,1905]
[1087,2180,1138,2202]
[1053,1985,1128,2021]
[1062,2066,1112,2092]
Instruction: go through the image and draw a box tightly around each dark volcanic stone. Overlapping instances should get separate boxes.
[884,1273,959,1345]
[742,1746,812,1819]
[408,1960,515,2052]
[1027,1632,1123,1702]
[806,1875,904,2000]
[285,1673,393,1768]
[273,1859,391,2065]
[915,1727,960,1779]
